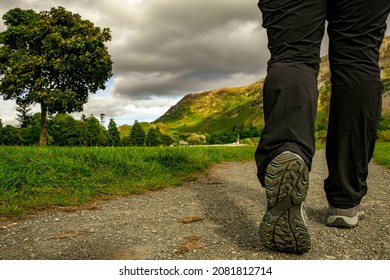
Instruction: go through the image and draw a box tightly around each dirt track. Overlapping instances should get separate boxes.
[0,149,389,260]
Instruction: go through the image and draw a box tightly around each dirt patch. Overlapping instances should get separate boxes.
[177,235,207,253]
[177,215,203,224]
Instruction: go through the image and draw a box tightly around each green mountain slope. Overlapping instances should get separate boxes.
[154,80,264,135]
[153,36,390,138]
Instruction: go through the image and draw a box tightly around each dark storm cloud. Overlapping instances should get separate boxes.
[102,0,268,100]
[1,0,267,102]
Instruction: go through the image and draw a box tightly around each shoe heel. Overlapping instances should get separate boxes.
[260,152,311,254]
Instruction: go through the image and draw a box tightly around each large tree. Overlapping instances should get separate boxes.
[0,7,113,146]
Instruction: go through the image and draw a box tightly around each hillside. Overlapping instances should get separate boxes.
[154,80,264,135]
[153,36,390,137]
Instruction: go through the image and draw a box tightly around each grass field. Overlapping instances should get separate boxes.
[0,146,256,217]
[373,141,390,169]
[1,142,388,217]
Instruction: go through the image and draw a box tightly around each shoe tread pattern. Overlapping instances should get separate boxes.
[259,153,311,254]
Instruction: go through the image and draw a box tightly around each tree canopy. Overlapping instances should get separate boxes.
[129,120,146,146]
[0,113,181,147]
[107,118,121,146]
[0,6,113,146]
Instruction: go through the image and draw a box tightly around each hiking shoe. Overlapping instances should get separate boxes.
[327,204,364,228]
[259,151,311,254]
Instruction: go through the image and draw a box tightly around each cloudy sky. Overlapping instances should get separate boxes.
[0,0,389,127]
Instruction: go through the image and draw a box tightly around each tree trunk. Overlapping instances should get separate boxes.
[39,102,48,147]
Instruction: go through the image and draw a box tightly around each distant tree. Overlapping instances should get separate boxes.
[83,115,107,146]
[21,113,41,145]
[129,120,146,146]
[50,113,83,146]
[0,7,113,146]
[100,113,106,126]
[232,123,261,139]
[146,127,162,147]
[15,104,33,128]
[187,133,207,145]
[160,133,175,146]
[107,118,120,146]
[120,135,132,147]
[207,131,235,144]
[1,125,24,145]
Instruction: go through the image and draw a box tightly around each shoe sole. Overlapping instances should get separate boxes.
[259,152,311,254]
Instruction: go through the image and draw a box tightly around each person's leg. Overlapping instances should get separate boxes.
[325,0,390,226]
[255,0,326,186]
[256,0,326,253]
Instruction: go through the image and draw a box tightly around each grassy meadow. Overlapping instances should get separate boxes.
[0,145,256,217]
[1,142,389,218]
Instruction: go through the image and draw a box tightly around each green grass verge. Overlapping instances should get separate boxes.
[0,146,256,217]
[2,142,387,218]
[317,142,390,169]
[373,142,390,169]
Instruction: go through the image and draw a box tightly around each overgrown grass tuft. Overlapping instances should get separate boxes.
[0,146,256,217]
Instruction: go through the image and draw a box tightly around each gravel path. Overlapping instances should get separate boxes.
[1,150,389,260]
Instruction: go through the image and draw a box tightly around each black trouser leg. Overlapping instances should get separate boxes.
[324,0,390,208]
[255,0,326,186]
